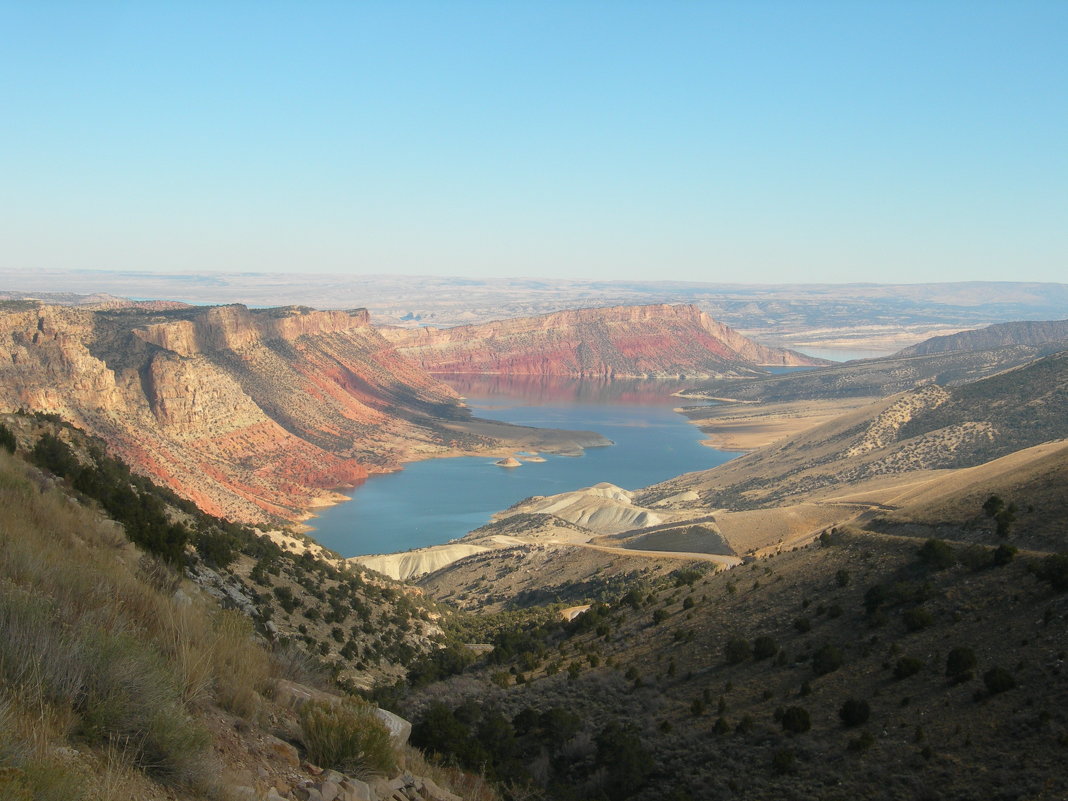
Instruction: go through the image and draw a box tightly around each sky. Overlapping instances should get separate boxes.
[1,1,1066,284]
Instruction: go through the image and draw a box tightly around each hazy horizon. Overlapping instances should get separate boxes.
[2,2,1066,285]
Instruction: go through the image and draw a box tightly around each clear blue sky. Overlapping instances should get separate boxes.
[1,1,1065,283]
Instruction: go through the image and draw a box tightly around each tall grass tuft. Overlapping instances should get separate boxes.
[210,610,271,720]
[300,697,398,778]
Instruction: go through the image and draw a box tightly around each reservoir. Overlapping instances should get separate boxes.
[309,376,738,557]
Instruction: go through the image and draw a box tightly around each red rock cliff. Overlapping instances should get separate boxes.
[0,302,469,524]
[382,304,823,378]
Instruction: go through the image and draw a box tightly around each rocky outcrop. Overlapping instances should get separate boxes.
[495,483,664,533]
[0,303,485,524]
[381,304,824,378]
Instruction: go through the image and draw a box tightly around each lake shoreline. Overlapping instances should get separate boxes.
[306,377,736,557]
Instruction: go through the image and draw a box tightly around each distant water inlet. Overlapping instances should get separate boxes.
[308,376,738,557]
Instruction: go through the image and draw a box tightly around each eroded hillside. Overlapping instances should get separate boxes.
[656,351,1068,512]
[681,332,1068,404]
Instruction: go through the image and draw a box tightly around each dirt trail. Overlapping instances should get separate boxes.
[552,540,743,567]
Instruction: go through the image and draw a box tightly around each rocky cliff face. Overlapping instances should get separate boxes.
[0,302,477,524]
[381,304,823,378]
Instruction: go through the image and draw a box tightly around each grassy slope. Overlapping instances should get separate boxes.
[0,412,452,692]
[0,447,263,799]
[0,418,493,801]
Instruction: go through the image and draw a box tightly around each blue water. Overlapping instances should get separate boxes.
[308,377,737,556]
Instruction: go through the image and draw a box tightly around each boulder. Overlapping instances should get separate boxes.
[259,734,300,768]
[417,777,462,801]
[374,708,413,748]
[339,777,374,801]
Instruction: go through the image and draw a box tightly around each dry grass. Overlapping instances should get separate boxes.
[0,450,274,795]
[401,746,502,801]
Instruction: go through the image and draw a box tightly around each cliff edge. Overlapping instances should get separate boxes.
[381,303,824,378]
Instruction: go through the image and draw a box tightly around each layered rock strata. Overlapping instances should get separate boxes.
[0,302,496,524]
[381,303,824,378]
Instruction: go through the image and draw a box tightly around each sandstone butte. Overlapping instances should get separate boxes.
[380,303,825,378]
[0,301,490,525]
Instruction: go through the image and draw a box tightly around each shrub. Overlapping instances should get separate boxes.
[674,569,703,587]
[992,544,1017,566]
[724,637,751,665]
[984,495,1017,537]
[902,607,934,631]
[0,422,16,453]
[982,495,1005,518]
[29,433,80,477]
[1037,554,1068,591]
[812,644,843,676]
[959,545,994,571]
[793,617,812,634]
[771,748,796,774]
[893,657,924,680]
[273,586,300,614]
[299,698,397,777]
[193,528,238,568]
[780,706,810,734]
[864,584,889,614]
[917,539,955,570]
[945,647,977,682]
[848,731,875,752]
[983,667,1016,695]
[835,569,851,588]
[995,506,1017,537]
[594,721,654,799]
[753,636,779,660]
[839,699,870,727]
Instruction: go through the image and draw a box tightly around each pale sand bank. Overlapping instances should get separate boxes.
[683,398,874,451]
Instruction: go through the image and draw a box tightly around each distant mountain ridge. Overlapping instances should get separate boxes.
[381,303,824,378]
[682,322,1068,404]
[894,318,1068,356]
[658,350,1068,510]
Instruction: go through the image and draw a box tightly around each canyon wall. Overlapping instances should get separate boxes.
[381,304,824,378]
[0,302,479,524]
